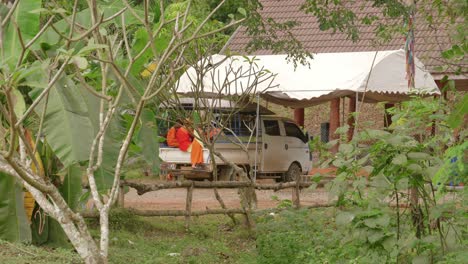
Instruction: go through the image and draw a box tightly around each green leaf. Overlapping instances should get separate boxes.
[0,172,31,242]
[363,129,390,139]
[101,1,149,27]
[336,211,355,226]
[29,8,49,14]
[447,94,468,129]
[18,60,50,88]
[70,56,88,70]
[2,0,41,68]
[31,76,95,167]
[11,89,26,117]
[386,135,408,146]
[396,178,409,190]
[77,82,124,191]
[338,143,353,154]
[363,215,389,228]
[392,154,407,165]
[412,255,430,264]
[130,28,153,76]
[325,139,339,149]
[334,125,349,135]
[382,236,397,252]
[46,218,70,248]
[153,3,161,22]
[238,7,247,16]
[138,109,160,174]
[77,43,108,56]
[59,164,83,210]
[39,2,147,46]
[441,49,454,59]
[367,230,385,243]
[408,163,423,173]
[407,152,431,160]
[370,174,391,189]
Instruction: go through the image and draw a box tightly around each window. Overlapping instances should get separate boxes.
[220,114,257,136]
[263,120,281,136]
[284,122,307,142]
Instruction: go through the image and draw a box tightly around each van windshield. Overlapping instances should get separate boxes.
[284,122,308,143]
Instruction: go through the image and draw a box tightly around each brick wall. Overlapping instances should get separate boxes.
[264,98,386,137]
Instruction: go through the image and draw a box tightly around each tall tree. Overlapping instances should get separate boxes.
[0,0,246,263]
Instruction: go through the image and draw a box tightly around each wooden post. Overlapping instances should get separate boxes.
[329,98,340,153]
[292,177,301,209]
[238,182,255,231]
[185,184,194,230]
[294,108,305,127]
[347,97,356,141]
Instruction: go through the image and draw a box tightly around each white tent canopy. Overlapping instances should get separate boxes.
[176,49,440,107]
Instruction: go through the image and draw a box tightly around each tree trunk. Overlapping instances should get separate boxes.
[60,219,103,264]
[33,189,102,263]
[99,209,110,263]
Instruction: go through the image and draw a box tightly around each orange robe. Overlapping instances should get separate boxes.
[166,127,179,147]
[176,127,203,166]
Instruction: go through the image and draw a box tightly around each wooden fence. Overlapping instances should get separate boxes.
[107,176,332,230]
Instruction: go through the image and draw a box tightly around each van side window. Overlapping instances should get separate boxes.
[284,122,307,142]
[263,120,281,136]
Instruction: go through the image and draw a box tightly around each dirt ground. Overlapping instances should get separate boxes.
[124,179,333,211]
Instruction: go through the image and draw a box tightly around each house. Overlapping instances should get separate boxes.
[222,0,467,141]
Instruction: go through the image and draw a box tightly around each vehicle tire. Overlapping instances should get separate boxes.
[283,162,301,182]
[217,166,233,181]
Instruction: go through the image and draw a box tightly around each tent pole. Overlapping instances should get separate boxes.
[254,93,260,182]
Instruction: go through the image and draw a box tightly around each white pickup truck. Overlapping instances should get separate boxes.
[159,115,312,182]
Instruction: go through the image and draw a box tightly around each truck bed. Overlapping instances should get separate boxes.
[159,142,261,166]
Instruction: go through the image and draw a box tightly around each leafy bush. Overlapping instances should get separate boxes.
[255,206,467,264]
[256,209,364,264]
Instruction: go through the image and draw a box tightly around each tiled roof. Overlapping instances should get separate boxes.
[225,0,465,77]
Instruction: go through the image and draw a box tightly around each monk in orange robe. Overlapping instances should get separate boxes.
[176,123,204,168]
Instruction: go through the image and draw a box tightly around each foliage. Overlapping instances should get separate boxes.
[318,95,467,262]
[0,173,31,243]
[2,214,256,264]
[256,207,467,264]
[0,239,81,264]
[0,0,251,261]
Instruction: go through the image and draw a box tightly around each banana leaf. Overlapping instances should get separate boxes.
[0,172,31,242]
[40,1,148,46]
[1,0,41,68]
[59,164,83,210]
[30,76,95,167]
[78,84,123,190]
[138,109,160,174]
[31,164,83,246]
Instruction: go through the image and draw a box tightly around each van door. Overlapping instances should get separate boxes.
[283,121,311,174]
[261,119,288,172]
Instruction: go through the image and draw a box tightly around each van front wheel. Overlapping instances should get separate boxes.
[283,163,301,182]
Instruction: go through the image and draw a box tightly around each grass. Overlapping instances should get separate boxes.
[0,239,81,264]
[2,207,465,263]
[103,209,256,264]
[0,209,255,264]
